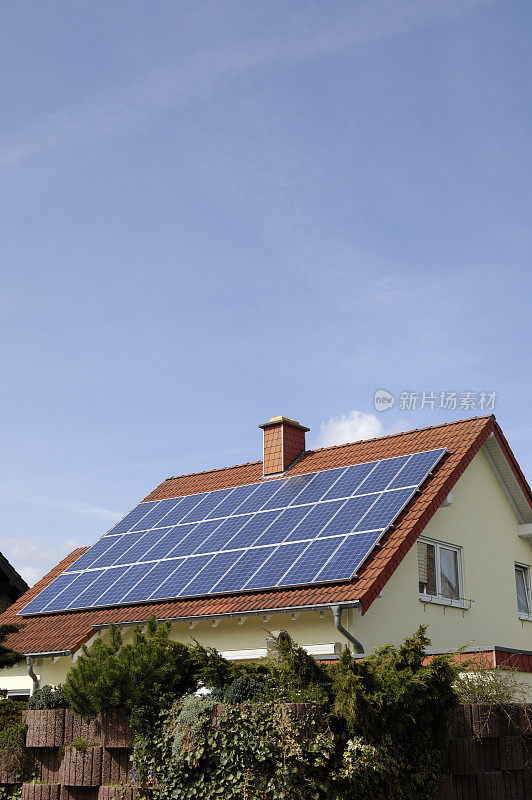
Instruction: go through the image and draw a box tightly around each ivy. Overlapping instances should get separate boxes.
[0,787,22,800]
[136,701,338,800]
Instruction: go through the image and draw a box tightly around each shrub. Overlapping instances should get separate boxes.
[63,616,197,734]
[217,674,265,704]
[189,640,268,692]
[0,699,27,777]
[0,697,26,728]
[261,630,331,703]
[454,651,529,704]
[329,625,459,799]
[28,684,67,709]
[171,694,218,757]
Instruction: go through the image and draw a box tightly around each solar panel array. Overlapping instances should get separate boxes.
[20,448,446,616]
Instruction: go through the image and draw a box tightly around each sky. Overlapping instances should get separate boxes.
[1,0,531,585]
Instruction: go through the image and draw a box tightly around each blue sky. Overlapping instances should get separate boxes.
[1,0,531,584]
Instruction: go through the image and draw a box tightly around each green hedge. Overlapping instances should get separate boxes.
[127,625,459,800]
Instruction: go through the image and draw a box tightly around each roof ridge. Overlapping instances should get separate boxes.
[161,415,494,483]
[163,459,262,483]
[307,414,494,455]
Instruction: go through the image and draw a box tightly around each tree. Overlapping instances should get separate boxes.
[0,623,24,669]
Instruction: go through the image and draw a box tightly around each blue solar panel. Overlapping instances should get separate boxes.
[67,567,127,609]
[206,484,260,519]
[261,473,317,510]
[137,527,185,562]
[68,537,120,571]
[130,498,182,531]
[222,510,281,550]
[315,532,383,582]
[290,467,346,505]
[19,573,79,614]
[106,502,159,535]
[355,488,414,532]
[95,563,149,606]
[318,495,378,537]
[388,449,445,490]
[179,550,241,597]
[150,554,213,601]
[284,500,344,541]
[20,447,446,615]
[253,505,311,546]
[233,480,287,514]
[244,542,309,590]
[45,571,103,612]
[181,488,235,523]
[194,515,253,554]
[167,520,223,558]
[322,462,376,501]
[90,533,140,569]
[155,494,207,527]
[277,536,345,587]
[211,547,271,593]
[114,530,164,565]
[121,561,179,604]
[355,455,412,494]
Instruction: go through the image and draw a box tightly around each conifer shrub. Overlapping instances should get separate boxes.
[0,698,27,777]
[62,617,197,733]
[329,626,459,799]
[0,624,24,670]
[261,630,332,703]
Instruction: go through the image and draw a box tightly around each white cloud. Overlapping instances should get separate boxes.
[0,492,121,521]
[1,535,81,587]
[0,495,121,584]
[314,409,407,448]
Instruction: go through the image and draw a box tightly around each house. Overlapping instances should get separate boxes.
[0,552,28,614]
[1,413,532,699]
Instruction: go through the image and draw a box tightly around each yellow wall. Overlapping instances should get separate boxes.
[3,446,532,696]
[354,447,532,653]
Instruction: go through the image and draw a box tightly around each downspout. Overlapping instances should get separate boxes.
[26,656,38,695]
[331,604,364,654]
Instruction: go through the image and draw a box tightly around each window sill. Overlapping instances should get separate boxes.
[419,594,471,610]
[518,613,532,622]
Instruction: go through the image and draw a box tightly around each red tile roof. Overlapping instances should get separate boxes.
[2,414,529,656]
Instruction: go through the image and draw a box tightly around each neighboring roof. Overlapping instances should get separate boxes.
[0,552,29,599]
[1,414,530,656]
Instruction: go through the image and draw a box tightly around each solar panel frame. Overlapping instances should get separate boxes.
[19,447,447,615]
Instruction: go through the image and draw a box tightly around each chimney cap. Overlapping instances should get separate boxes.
[258,415,310,432]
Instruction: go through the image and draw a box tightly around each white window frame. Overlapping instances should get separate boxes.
[418,537,466,609]
[515,563,532,619]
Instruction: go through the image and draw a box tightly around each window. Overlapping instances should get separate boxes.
[417,539,463,601]
[515,564,531,616]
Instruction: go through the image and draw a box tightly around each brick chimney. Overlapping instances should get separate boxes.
[259,416,310,476]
